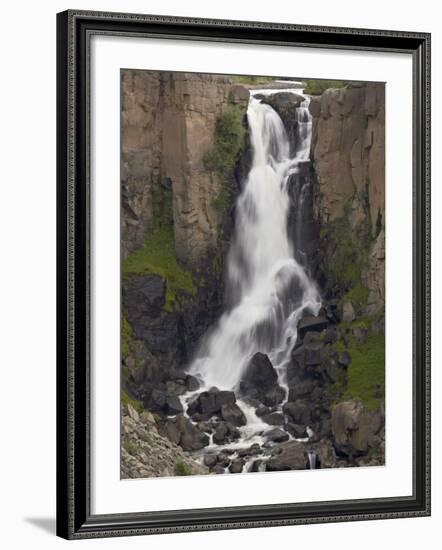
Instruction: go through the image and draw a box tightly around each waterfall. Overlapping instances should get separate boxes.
[189,93,320,392]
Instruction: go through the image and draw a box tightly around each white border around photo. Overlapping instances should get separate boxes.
[90,34,413,515]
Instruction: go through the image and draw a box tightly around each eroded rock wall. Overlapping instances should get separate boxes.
[309,83,385,314]
[121,70,249,267]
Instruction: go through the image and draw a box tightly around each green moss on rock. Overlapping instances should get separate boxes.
[122,227,196,312]
[332,320,385,411]
[121,389,144,414]
[204,106,246,214]
[302,79,348,95]
[175,460,193,476]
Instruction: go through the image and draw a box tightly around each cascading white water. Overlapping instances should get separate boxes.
[189,93,321,393]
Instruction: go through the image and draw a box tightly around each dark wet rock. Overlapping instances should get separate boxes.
[203,454,218,468]
[226,422,241,440]
[220,403,247,427]
[255,404,272,418]
[266,441,306,471]
[146,389,167,412]
[241,352,278,391]
[176,415,210,451]
[168,368,187,382]
[187,389,236,417]
[249,459,264,472]
[161,418,181,445]
[260,92,306,155]
[288,379,315,400]
[262,385,286,407]
[165,380,186,396]
[284,422,308,439]
[211,465,226,474]
[237,443,262,458]
[190,412,212,422]
[323,325,340,344]
[303,332,325,350]
[229,458,244,473]
[298,315,329,338]
[161,415,209,451]
[305,348,322,366]
[164,394,184,415]
[265,428,290,443]
[216,452,231,467]
[324,358,343,384]
[185,374,200,391]
[262,412,285,426]
[283,401,311,425]
[213,422,229,445]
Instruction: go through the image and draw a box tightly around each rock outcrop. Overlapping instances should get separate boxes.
[121,70,249,265]
[121,404,208,478]
[309,82,385,315]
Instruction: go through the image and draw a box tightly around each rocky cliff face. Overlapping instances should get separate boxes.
[122,70,249,266]
[309,83,385,315]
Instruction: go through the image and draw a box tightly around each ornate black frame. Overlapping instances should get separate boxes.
[56,9,431,540]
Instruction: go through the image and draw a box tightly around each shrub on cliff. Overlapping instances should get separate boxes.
[203,106,247,213]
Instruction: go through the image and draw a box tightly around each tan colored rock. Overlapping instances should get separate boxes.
[342,301,356,323]
[121,70,248,268]
[332,400,382,456]
[310,82,385,231]
[310,83,385,314]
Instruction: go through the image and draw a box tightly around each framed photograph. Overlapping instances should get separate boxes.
[56,10,431,539]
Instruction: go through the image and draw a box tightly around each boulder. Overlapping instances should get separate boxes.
[242,352,278,390]
[288,380,315,401]
[213,422,230,445]
[176,415,210,451]
[342,302,356,323]
[185,374,200,391]
[187,388,236,416]
[255,404,272,418]
[284,423,308,439]
[220,403,247,427]
[262,385,286,406]
[203,454,218,468]
[312,439,337,468]
[283,401,311,425]
[229,458,244,473]
[332,400,382,456]
[164,394,184,415]
[266,441,306,471]
[298,315,329,338]
[211,465,226,474]
[265,428,290,443]
[228,85,250,104]
[261,412,285,426]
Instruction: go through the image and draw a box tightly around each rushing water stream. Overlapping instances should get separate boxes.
[181,91,321,460]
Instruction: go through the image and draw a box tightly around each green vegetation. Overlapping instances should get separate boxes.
[231,75,276,86]
[121,389,144,414]
[121,316,133,359]
[332,320,385,411]
[175,460,193,476]
[321,205,374,315]
[341,284,370,317]
[204,106,247,179]
[122,227,196,312]
[302,79,348,95]
[123,440,139,456]
[204,106,247,214]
